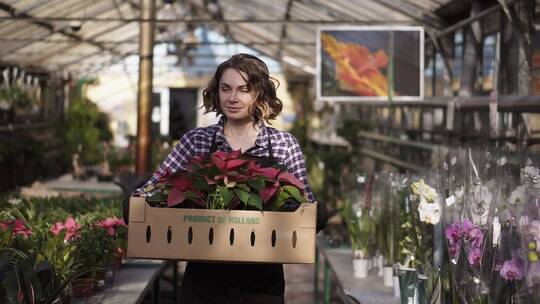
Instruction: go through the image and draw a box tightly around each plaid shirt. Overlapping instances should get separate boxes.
[136,117,315,202]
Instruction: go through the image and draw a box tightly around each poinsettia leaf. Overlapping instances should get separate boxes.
[236,183,250,191]
[260,182,279,203]
[189,162,202,171]
[205,166,221,179]
[219,186,232,207]
[167,187,185,207]
[283,185,306,203]
[278,172,305,189]
[145,191,168,203]
[226,159,249,171]
[234,189,250,204]
[248,194,263,210]
[184,191,202,201]
[204,175,216,185]
[211,153,227,171]
[248,178,265,192]
[229,150,242,159]
[255,167,281,180]
[193,178,210,191]
[274,188,290,208]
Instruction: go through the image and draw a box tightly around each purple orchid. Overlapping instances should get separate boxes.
[468,247,482,266]
[500,257,524,281]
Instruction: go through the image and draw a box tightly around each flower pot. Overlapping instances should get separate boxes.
[105,266,115,285]
[353,258,369,278]
[72,278,94,298]
[93,271,106,292]
[112,249,124,271]
[112,255,123,271]
[393,275,400,297]
[397,267,418,304]
[60,282,73,304]
[377,255,384,276]
[383,266,393,287]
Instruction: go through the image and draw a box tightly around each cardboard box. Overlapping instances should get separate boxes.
[126,196,316,263]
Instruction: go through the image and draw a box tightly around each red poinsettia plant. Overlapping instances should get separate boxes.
[146,150,308,211]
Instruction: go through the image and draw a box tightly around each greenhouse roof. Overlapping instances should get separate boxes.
[0,0,502,76]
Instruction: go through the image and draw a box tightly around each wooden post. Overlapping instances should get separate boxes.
[135,0,155,176]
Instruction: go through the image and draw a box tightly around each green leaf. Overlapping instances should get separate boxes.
[274,189,290,208]
[248,178,265,192]
[234,189,250,204]
[145,191,168,203]
[236,183,250,191]
[248,194,263,210]
[193,178,210,191]
[219,187,232,207]
[283,185,306,203]
[184,191,202,201]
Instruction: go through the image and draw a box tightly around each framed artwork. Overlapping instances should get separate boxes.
[317,26,424,102]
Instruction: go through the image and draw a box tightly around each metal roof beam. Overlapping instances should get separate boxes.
[0,37,316,45]
[0,1,125,63]
[277,0,295,59]
[0,15,418,24]
[375,0,444,29]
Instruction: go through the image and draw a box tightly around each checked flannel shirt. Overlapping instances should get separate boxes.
[135,117,315,203]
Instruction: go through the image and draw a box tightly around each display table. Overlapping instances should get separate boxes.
[73,259,167,304]
[316,237,399,304]
[42,174,122,195]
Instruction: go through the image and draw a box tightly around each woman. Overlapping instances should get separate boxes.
[135,53,325,303]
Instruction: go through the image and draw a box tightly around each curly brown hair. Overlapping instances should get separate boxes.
[202,53,283,123]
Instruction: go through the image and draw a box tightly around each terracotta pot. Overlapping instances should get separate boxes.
[60,282,73,304]
[112,248,125,271]
[93,271,106,292]
[72,278,94,298]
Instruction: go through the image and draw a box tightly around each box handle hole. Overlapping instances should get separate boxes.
[145,225,151,243]
[271,230,277,247]
[229,228,234,245]
[250,231,256,247]
[292,231,297,248]
[167,226,172,244]
[209,227,214,245]
[188,227,193,244]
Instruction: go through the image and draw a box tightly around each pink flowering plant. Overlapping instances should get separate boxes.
[49,216,81,241]
[146,150,308,211]
[96,216,128,253]
[0,218,33,251]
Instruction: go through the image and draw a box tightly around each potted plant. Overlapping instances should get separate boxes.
[382,175,402,287]
[342,192,374,278]
[71,223,116,297]
[147,150,308,211]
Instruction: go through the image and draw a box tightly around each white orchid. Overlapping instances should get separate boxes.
[411,179,440,225]
[411,179,438,204]
[418,200,441,224]
[508,185,527,205]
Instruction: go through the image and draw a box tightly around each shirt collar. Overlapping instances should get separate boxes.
[215,116,268,150]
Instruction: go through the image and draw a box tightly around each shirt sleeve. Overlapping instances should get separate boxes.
[283,134,316,203]
[133,131,196,196]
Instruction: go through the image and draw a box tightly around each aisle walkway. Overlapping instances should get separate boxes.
[155,262,340,303]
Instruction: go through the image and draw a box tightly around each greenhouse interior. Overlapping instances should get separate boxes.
[1,0,540,303]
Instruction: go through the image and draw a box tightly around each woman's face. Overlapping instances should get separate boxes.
[219,68,255,123]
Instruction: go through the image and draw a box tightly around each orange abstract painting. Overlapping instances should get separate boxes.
[321,33,390,97]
